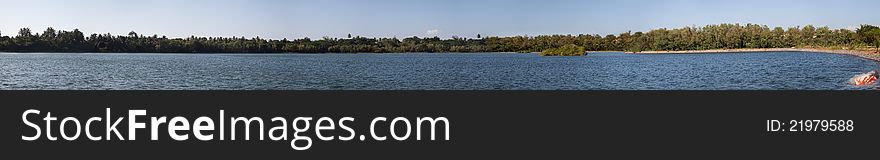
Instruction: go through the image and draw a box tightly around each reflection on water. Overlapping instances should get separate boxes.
[0,52,877,90]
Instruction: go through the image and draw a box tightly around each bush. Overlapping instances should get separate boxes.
[540,44,586,56]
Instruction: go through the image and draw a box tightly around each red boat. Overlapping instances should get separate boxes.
[853,71,878,85]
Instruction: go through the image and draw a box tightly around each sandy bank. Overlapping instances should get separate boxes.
[627,48,880,62]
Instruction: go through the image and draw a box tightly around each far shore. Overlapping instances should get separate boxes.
[626,48,880,62]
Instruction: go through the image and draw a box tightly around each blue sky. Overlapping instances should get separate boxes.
[1,0,878,39]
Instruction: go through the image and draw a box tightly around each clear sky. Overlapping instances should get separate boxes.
[1,0,878,39]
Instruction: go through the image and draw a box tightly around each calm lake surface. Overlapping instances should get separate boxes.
[0,52,877,90]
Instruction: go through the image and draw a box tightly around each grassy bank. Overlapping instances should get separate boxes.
[540,44,586,56]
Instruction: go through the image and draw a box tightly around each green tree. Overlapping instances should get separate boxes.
[857,24,878,43]
[856,24,879,45]
[867,29,880,52]
[770,27,787,48]
[18,28,32,37]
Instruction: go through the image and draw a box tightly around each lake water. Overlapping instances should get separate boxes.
[0,52,877,90]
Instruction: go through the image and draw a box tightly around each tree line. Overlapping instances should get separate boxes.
[0,23,878,53]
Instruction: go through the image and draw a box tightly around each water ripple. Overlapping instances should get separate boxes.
[0,52,877,90]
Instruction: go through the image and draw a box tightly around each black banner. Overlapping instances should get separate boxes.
[4,91,877,159]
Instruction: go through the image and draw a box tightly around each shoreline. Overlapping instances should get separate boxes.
[627,48,880,62]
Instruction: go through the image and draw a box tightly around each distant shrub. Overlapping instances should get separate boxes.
[541,44,586,56]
